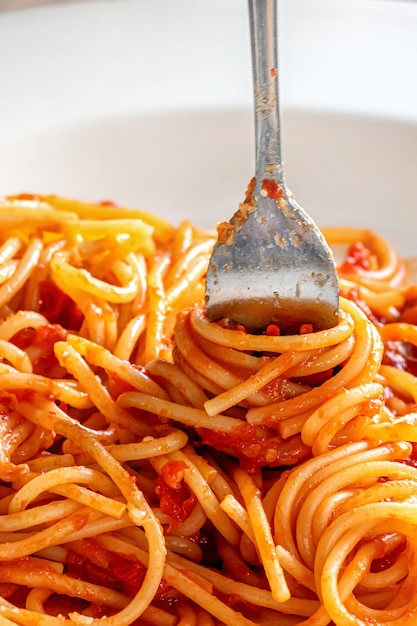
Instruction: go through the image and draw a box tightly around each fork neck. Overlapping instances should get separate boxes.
[249,0,284,186]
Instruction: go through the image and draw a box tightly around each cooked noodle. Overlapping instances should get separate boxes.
[0,194,416,625]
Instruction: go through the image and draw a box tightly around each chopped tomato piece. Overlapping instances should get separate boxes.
[160,460,188,490]
[155,461,197,527]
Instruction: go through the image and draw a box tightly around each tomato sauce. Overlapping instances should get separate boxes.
[199,424,309,473]
[66,540,184,611]
[155,461,197,528]
[370,538,406,573]
[39,280,83,330]
[10,323,68,376]
[260,179,284,200]
[214,591,261,621]
[107,373,136,398]
[339,285,381,325]
[382,340,417,377]
[339,241,373,273]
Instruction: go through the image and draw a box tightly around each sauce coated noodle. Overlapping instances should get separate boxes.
[0,194,416,625]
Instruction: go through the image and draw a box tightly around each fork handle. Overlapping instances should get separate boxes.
[248,0,283,184]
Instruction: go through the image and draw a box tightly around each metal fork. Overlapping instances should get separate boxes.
[205,0,339,334]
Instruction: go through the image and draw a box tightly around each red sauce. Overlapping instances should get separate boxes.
[66,540,184,606]
[160,460,187,490]
[10,324,68,376]
[398,301,417,325]
[216,220,235,246]
[67,539,146,595]
[339,285,381,325]
[199,424,309,472]
[293,368,334,388]
[382,340,417,377]
[266,324,281,336]
[155,461,197,527]
[244,177,256,201]
[107,373,136,398]
[8,586,30,608]
[45,595,89,618]
[401,442,417,469]
[39,280,83,330]
[261,179,284,200]
[339,241,372,273]
[214,591,261,621]
[7,193,40,201]
[370,538,406,573]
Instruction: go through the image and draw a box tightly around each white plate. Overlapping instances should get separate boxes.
[0,0,416,255]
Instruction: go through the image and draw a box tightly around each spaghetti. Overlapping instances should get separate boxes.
[0,194,416,625]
